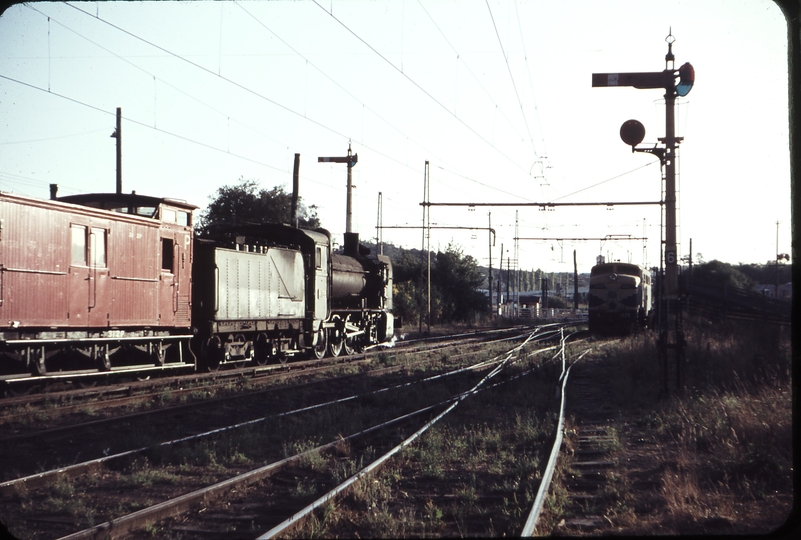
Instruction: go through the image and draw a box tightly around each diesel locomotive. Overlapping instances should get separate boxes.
[0,190,393,380]
[588,260,653,334]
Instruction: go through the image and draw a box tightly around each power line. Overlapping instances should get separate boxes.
[513,0,550,167]
[550,161,658,202]
[56,1,549,204]
[235,1,448,167]
[35,3,428,184]
[0,128,109,145]
[415,0,531,153]
[60,1,478,187]
[311,0,534,177]
[25,3,291,151]
[483,0,536,155]
[0,73,290,174]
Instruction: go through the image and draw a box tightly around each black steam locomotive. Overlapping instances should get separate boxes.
[193,223,394,370]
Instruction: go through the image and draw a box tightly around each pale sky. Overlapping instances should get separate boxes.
[0,0,791,274]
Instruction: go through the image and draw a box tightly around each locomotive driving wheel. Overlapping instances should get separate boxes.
[328,315,344,357]
[312,326,327,360]
[343,315,362,355]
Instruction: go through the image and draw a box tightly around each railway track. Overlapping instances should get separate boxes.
[0,324,585,538]
[0,326,574,448]
[0,326,552,438]
[0,324,541,405]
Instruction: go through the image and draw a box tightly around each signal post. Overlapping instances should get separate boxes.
[592,32,694,393]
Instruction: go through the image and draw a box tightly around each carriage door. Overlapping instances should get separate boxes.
[68,224,90,326]
[174,230,192,326]
[159,233,177,326]
[87,226,110,326]
[69,224,109,326]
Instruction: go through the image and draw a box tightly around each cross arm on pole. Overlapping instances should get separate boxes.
[420,201,663,207]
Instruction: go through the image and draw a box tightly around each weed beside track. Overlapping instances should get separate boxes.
[546,317,793,536]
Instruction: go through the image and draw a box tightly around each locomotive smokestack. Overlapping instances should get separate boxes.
[49,184,58,200]
[291,153,300,228]
[344,232,359,257]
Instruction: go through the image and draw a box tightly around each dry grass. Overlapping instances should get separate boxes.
[585,317,794,535]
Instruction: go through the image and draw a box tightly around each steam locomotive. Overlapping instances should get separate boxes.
[588,259,653,334]
[0,190,393,380]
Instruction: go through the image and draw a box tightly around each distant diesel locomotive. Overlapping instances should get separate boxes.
[0,191,393,379]
[588,261,653,334]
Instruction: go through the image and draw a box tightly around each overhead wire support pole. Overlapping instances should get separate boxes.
[425,161,431,334]
[377,192,382,255]
[488,212,493,319]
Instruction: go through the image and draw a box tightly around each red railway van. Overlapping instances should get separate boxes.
[0,191,196,376]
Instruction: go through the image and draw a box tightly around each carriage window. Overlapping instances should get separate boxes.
[90,228,107,267]
[316,247,322,269]
[71,225,87,265]
[162,238,174,272]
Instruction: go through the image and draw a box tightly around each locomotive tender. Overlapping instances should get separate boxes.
[0,191,393,380]
[588,260,653,334]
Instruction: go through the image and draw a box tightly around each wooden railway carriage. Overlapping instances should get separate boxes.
[0,191,196,376]
[588,261,653,334]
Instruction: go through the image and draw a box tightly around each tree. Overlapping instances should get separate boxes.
[692,260,754,290]
[390,250,426,329]
[432,243,488,323]
[196,177,320,236]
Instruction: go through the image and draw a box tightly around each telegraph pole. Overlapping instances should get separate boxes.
[318,142,358,233]
[110,107,122,194]
[593,31,694,394]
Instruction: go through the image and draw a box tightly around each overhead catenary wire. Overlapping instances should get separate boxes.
[415,0,533,152]
[32,0,520,216]
[483,0,537,156]
[26,2,558,211]
[11,3,660,263]
[311,0,536,177]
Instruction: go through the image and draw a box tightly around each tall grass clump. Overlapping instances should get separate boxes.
[598,316,792,532]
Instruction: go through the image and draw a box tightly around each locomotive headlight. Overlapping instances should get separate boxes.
[609,273,617,281]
